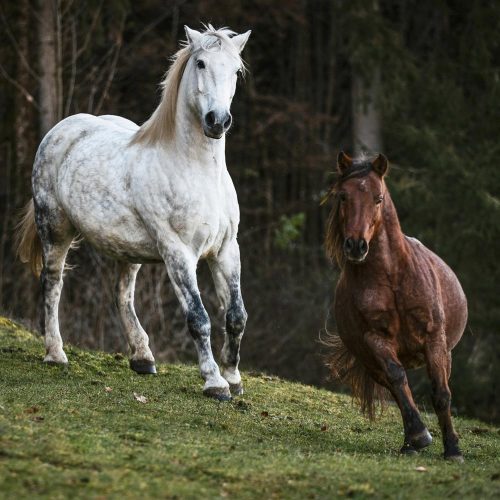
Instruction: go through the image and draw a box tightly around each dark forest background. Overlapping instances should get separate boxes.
[0,0,499,422]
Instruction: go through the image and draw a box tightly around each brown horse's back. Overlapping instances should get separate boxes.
[405,236,467,351]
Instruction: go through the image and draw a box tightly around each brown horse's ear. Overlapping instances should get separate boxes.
[337,151,353,175]
[372,154,389,177]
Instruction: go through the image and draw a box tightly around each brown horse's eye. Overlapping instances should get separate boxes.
[375,195,384,205]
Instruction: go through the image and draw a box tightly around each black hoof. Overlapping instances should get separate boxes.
[410,429,432,450]
[203,386,232,402]
[400,443,418,456]
[229,382,244,396]
[130,359,157,375]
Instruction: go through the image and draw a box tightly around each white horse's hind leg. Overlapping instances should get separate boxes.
[36,210,74,364]
[117,263,156,374]
[162,246,231,401]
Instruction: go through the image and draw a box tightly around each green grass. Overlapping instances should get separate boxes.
[0,317,498,499]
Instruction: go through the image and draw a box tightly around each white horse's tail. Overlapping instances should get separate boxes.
[15,199,43,277]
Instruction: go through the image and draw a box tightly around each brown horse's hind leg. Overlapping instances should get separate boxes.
[425,340,463,462]
[365,333,432,455]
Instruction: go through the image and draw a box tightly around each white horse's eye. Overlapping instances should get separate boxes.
[196,60,206,69]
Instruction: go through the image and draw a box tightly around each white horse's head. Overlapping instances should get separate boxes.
[183,25,251,139]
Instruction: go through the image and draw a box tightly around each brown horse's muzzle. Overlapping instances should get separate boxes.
[343,237,369,262]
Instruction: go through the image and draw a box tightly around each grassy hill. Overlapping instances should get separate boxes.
[0,317,498,499]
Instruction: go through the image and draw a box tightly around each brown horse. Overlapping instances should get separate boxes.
[324,152,467,461]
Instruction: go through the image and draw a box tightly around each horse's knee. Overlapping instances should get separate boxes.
[432,387,451,412]
[187,306,211,339]
[226,302,247,336]
[40,267,64,295]
[386,359,407,386]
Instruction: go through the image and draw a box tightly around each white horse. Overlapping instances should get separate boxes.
[16,25,251,401]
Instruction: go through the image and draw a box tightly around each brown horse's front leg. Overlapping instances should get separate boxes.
[425,340,463,462]
[365,332,432,455]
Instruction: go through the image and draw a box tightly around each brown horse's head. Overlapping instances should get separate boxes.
[325,152,389,265]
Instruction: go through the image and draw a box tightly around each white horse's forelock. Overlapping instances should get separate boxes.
[130,25,245,146]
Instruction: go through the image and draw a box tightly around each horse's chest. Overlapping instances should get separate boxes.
[337,284,429,368]
[352,286,440,335]
[170,203,236,257]
[352,286,398,331]
[335,282,395,352]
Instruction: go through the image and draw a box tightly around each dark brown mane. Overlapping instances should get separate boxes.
[325,193,344,267]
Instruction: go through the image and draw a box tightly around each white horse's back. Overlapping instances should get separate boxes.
[98,114,139,131]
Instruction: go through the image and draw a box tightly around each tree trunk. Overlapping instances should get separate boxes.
[351,68,382,155]
[351,0,382,155]
[15,0,37,191]
[38,0,59,137]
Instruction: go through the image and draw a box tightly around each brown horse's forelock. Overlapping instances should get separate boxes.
[339,161,373,181]
[324,161,374,268]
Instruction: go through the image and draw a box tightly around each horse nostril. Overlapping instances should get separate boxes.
[212,123,223,135]
[205,111,215,127]
[344,238,354,253]
[223,114,232,130]
[359,238,368,255]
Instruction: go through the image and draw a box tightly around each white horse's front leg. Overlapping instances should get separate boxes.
[162,246,231,401]
[209,241,248,395]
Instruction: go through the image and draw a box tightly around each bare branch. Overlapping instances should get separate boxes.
[0,5,41,81]
[0,63,40,110]
[94,41,123,115]
[75,0,103,59]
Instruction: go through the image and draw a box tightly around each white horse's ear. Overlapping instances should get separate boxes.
[184,26,201,46]
[231,30,251,53]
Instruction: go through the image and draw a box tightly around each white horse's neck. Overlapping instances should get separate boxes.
[168,75,226,171]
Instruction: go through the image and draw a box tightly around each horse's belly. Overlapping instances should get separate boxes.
[67,204,161,263]
[84,227,161,263]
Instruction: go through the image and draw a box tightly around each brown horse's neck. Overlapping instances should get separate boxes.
[345,191,409,277]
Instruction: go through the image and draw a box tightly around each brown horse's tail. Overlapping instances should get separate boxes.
[323,333,388,420]
[15,199,43,277]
